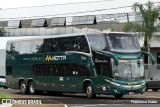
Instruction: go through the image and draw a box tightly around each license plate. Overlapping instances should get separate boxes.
[129,92,134,95]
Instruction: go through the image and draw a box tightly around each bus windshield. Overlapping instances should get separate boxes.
[112,59,144,80]
[106,34,141,53]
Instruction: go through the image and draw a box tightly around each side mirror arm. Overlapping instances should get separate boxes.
[142,51,155,65]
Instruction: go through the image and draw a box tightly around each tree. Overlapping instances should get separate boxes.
[122,1,160,51]
[0,28,7,37]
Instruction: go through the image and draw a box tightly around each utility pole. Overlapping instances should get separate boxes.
[127,13,129,23]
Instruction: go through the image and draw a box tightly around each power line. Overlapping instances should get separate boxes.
[1,0,113,10]
[0,1,160,20]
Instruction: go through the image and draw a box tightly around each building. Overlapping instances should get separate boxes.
[0,3,160,78]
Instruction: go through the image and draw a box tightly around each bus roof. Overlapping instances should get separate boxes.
[6,32,133,43]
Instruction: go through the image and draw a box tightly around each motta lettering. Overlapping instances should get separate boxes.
[45,55,66,61]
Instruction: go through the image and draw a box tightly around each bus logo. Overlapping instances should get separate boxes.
[45,55,66,61]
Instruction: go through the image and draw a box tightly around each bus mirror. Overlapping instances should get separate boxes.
[137,60,140,67]
[142,51,155,65]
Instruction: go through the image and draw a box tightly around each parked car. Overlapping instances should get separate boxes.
[145,73,160,91]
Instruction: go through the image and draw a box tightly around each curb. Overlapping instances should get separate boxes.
[0,104,68,107]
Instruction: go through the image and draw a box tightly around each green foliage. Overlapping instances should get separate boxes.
[122,22,142,33]
[111,28,115,31]
[0,28,7,37]
[122,1,160,50]
[0,93,11,98]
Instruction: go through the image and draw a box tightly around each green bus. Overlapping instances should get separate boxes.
[6,32,155,99]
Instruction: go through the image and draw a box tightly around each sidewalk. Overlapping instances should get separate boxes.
[0,104,68,107]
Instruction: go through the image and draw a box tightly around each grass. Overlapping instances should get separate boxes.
[0,93,11,98]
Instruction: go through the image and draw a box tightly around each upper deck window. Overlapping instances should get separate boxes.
[106,34,141,53]
[87,34,107,51]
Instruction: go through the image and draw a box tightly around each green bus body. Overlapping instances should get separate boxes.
[6,32,155,98]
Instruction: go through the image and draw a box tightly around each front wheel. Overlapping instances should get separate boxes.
[86,83,96,98]
[29,81,36,95]
[114,95,123,99]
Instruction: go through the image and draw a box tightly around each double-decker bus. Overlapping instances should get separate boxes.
[6,32,155,98]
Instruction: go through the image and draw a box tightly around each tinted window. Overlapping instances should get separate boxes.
[70,64,90,76]
[10,42,19,54]
[54,36,89,53]
[20,41,30,54]
[59,64,69,76]
[33,64,59,76]
[30,40,43,53]
[95,63,112,77]
[87,34,107,51]
[32,64,90,76]
[6,43,11,55]
[107,34,141,53]
[40,35,90,53]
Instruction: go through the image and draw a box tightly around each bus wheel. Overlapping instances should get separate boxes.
[114,95,123,99]
[29,81,36,95]
[86,83,96,98]
[20,81,27,94]
[152,89,158,92]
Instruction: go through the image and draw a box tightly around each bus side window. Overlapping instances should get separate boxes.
[42,39,54,53]
[6,43,11,55]
[59,64,69,76]
[49,65,59,76]
[70,64,78,76]
[79,36,90,53]
[30,40,43,53]
[95,63,112,78]
[20,41,30,54]
[78,64,90,76]
[70,64,90,76]
[6,66,12,75]
[10,42,20,55]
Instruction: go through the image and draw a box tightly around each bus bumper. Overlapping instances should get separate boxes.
[110,85,145,95]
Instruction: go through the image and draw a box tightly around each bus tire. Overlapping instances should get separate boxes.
[114,95,123,99]
[86,83,96,98]
[19,81,27,94]
[145,86,148,91]
[3,86,8,89]
[152,89,158,92]
[29,81,36,95]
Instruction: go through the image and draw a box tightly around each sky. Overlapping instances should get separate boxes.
[0,0,159,20]
[0,0,159,9]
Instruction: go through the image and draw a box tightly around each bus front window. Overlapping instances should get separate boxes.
[112,59,144,80]
[87,34,107,51]
[107,34,141,53]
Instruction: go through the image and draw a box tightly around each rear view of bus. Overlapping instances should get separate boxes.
[87,32,155,98]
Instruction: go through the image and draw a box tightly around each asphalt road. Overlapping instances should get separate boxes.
[0,88,160,107]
